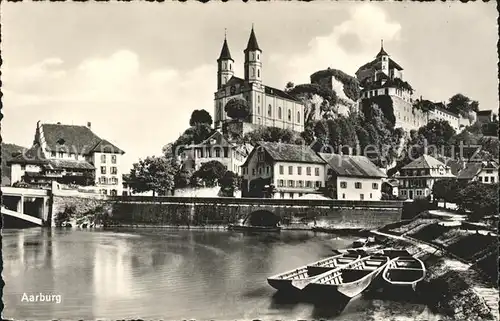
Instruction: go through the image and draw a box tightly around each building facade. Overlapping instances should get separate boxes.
[319,153,387,200]
[8,121,125,195]
[241,142,327,199]
[213,28,305,133]
[178,131,252,175]
[396,154,455,200]
[457,161,498,184]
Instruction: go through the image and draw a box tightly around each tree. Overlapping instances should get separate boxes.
[456,182,498,221]
[432,179,463,208]
[224,98,250,121]
[481,121,499,137]
[129,156,176,196]
[243,126,300,145]
[189,109,213,127]
[192,161,227,187]
[171,124,213,156]
[418,119,456,148]
[413,98,436,112]
[219,171,241,197]
[447,93,479,116]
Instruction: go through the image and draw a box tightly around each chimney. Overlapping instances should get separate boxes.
[87,122,91,128]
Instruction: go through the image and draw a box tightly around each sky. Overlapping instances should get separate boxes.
[2,2,498,172]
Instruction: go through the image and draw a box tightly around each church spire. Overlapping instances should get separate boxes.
[245,25,261,53]
[217,31,233,62]
[376,39,388,58]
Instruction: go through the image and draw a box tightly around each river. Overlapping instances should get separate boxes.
[2,228,443,320]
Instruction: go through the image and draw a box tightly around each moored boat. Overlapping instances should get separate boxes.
[296,254,391,300]
[307,253,361,276]
[267,253,362,292]
[227,224,281,232]
[382,256,426,291]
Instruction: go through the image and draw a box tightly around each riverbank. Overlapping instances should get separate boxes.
[373,216,499,321]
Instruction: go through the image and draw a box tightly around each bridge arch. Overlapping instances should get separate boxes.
[245,210,280,227]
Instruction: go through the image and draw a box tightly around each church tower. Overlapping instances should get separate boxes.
[244,26,262,84]
[217,32,234,89]
[377,39,390,78]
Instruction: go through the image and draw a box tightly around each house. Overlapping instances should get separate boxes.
[427,104,460,132]
[8,121,125,195]
[178,131,252,175]
[241,142,327,199]
[457,161,498,184]
[382,178,399,198]
[396,154,455,200]
[213,27,305,134]
[477,110,495,123]
[319,153,387,200]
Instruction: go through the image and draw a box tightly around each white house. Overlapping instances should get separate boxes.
[319,153,387,201]
[457,160,498,184]
[8,121,125,196]
[241,142,327,199]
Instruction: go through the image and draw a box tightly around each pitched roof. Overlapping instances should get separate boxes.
[433,106,459,118]
[264,86,300,102]
[376,46,389,58]
[319,153,387,178]
[41,123,124,155]
[477,110,492,116]
[217,38,234,62]
[356,57,403,77]
[243,142,326,166]
[192,131,233,147]
[401,154,448,170]
[90,139,125,154]
[457,161,498,180]
[7,145,47,165]
[46,159,95,170]
[245,27,261,52]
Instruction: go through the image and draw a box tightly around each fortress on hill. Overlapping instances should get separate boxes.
[214,31,476,136]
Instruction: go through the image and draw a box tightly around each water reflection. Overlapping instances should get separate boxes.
[3,228,441,320]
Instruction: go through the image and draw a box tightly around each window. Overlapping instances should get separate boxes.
[306,167,311,176]
[315,181,322,188]
[257,106,260,115]
[21,165,26,170]
[101,154,106,163]
[278,179,284,187]
[101,166,106,174]
[99,177,107,184]
[478,176,483,182]
[111,155,117,164]
[288,180,294,187]
[355,182,362,189]
[280,192,285,199]
[279,165,284,174]
[278,107,282,119]
[297,167,302,175]
[306,181,312,188]
[257,54,259,60]
[297,111,300,123]
[315,167,320,176]
[297,180,303,187]
[70,153,75,159]
[288,166,293,175]
[51,151,56,157]
[258,96,260,103]
[266,166,270,174]
[342,193,345,199]
[243,168,247,175]
[215,148,221,158]
[102,189,108,195]
[372,183,378,190]
[259,167,262,175]
[252,169,256,175]
[290,193,294,199]
[360,194,364,200]
[257,69,260,78]
[59,152,64,158]
[370,193,372,199]
[288,109,291,121]
[486,169,493,174]
[484,176,489,182]
[385,88,389,95]
[491,177,495,183]
[111,190,117,196]
[298,193,303,197]
[340,182,347,188]
[268,105,272,117]
[223,148,229,158]
[111,167,117,174]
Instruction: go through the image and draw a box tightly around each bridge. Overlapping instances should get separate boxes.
[2,186,50,227]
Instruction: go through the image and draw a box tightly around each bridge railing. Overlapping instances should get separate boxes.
[107,195,403,208]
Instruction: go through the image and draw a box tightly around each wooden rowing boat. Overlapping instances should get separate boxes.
[297,254,391,300]
[307,253,362,277]
[267,253,362,292]
[382,256,426,291]
[227,224,281,232]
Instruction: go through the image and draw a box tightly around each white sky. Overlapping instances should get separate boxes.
[2,2,498,171]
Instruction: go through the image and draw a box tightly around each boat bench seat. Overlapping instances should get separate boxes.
[392,267,422,271]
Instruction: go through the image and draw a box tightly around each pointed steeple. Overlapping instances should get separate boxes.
[244,25,261,52]
[218,31,234,62]
[376,39,388,58]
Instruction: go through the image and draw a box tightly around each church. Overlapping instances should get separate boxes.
[213,27,305,134]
